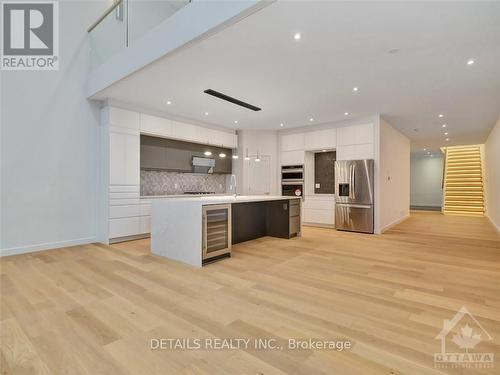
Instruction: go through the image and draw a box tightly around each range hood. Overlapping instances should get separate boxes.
[192,156,215,174]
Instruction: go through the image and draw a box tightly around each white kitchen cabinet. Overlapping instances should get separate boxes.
[303,209,334,225]
[304,128,336,150]
[172,121,201,142]
[355,143,374,159]
[106,107,140,130]
[281,150,304,166]
[140,114,172,137]
[246,156,271,194]
[355,123,374,144]
[337,126,356,146]
[109,217,142,238]
[337,143,374,160]
[208,129,238,148]
[302,196,335,225]
[338,123,374,146]
[109,129,140,185]
[281,133,305,151]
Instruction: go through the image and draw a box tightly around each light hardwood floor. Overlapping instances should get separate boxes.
[1,211,499,374]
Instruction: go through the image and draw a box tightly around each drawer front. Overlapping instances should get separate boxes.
[109,217,142,238]
[303,199,335,210]
[289,204,300,217]
[303,208,334,225]
[289,216,301,234]
[109,204,141,219]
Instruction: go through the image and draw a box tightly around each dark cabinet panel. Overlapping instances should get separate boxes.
[314,151,336,194]
[141,137,167,169]
[165,148,192,172]
[232,199,299,244]
[140,135,232,173]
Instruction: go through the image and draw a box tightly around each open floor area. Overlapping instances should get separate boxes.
[1,212,499,374]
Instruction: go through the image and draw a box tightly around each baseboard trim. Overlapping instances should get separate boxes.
[109,233,150,244]
[381,214,410,233]
[302,222,335,229]
[486,214,500,233]
[410,205,441,211]
[0,237,96,257]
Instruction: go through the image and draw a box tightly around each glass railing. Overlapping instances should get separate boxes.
[88,0,191,70]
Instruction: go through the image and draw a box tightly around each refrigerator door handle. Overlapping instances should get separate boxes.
[349,164,353,199]
[336,203,372,209]
[352,163,356,199]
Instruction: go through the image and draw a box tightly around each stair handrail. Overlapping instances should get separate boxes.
[88,0,124,33]
[441,147,447,212]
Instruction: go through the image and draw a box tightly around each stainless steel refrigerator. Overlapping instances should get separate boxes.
[334,159,374,233]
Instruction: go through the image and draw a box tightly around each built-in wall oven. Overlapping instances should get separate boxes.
[281,165,304,198]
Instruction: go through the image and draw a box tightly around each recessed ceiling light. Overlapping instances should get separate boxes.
[353,87,359,92]
[204,151,212,156]
[232,155,239,159]
[293,33,301,40]
[280,123,284,127]
[438,114,444,118]
[204,112,209,116]
[166,100,172,105]
[344,112,349,116]
[234,120,238,124]
[467,59,475,65]
[442,124,447,128]
[309,117,314,122]
[445,138,450,141]
[322,149,327,152]
[444,132,448,135]
[423,148,427,151]
[219,152,226,158]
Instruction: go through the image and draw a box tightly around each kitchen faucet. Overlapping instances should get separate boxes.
[230,174,237,197]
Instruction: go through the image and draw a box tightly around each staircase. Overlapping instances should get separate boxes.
[443,145,485,216]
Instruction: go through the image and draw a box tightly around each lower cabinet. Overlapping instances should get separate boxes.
[302,196,335,226]
[108,185,151,241]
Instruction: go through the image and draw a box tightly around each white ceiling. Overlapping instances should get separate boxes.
[94,1,500,152]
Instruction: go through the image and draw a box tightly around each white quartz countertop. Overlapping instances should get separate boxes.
[152,195,300,205]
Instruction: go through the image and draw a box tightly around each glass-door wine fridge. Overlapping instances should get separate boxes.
[202,204,232,263]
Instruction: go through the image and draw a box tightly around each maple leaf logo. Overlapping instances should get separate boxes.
[451,324,482,352]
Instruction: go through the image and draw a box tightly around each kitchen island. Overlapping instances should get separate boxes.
[151,195,301,267]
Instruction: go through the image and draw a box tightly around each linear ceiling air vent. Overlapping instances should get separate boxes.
[204,89,261,111]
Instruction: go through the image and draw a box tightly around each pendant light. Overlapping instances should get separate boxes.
[244,148,250,161]
[255,149,261,162]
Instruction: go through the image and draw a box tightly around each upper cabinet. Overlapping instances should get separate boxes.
[208,129,238,149]
[304,128,336,150]
[139,113,237,149]
[140,114,172,137]
[172,121,200,143]
[281,133,305,151]
[106,107,140,130]
[337,124,373,146]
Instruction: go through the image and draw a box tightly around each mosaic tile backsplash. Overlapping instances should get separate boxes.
[141,170,228,196]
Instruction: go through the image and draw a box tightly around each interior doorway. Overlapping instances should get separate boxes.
[410,153,444,211]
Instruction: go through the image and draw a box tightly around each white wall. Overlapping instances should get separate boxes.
[234,130,279,196]
[410,154,444,208]
[485,116,500,231]
[0,1,109,256]
[377,118,411,232]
